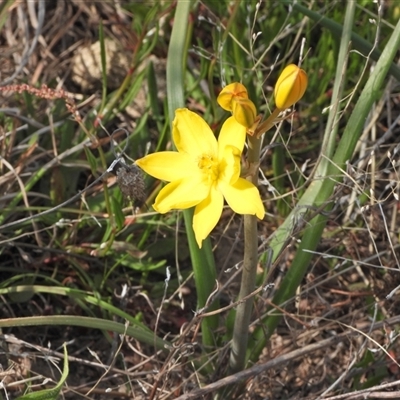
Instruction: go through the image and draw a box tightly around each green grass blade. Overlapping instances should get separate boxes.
[166,1,189,122]
[0,315,168,351]
[0,285,168,349]
[15,343,69,400]
[317,0,355,172]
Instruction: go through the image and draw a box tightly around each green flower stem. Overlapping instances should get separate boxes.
[166,0,219,351]
[247,14,400,363]
[230,134,262,372]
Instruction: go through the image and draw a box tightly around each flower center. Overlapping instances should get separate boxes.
[197,154,219,184]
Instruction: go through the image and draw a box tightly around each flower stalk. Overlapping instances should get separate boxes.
[228,64,308,372]
[229,133,262,373]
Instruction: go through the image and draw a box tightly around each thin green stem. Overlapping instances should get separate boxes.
[255,108,281,136]
[230,134,262,372]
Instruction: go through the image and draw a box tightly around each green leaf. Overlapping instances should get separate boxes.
[111,195,124,230]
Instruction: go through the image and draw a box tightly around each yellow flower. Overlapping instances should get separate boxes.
[136,108,265,248]
[274,64,308,110]
[217,83,257,129]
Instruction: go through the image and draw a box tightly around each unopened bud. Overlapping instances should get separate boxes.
[232,97,257,128]
[274,64,308,110]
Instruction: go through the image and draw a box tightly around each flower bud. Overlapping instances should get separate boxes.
[231,97,257,128]
[274,64,308,110]
[217,82,249,112]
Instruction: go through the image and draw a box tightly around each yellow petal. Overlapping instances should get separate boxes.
[231,97,257,128]
[172,108,218,158]
[217,82,249,111]
[219,145,241,185]
[220,178,264,219]
[274,64,308,110]
[217,116,246,154]
[153,176,208,213]
[136,152,197,181]
[193,187,224,248]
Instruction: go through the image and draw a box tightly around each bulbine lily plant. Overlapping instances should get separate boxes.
[136,63,308,372]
